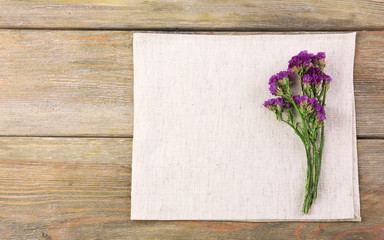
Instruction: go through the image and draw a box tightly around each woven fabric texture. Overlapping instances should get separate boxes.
[131,33,360,221]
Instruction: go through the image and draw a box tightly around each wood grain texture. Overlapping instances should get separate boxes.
[0,30,384,137]
[0,30,133,136]
[354,31,384,138]
[0,1,384,30]
[0,137,381,239]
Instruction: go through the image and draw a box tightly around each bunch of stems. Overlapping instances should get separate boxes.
[278,72,328,214]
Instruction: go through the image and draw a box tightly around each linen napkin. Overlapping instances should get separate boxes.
[131,33,360,221]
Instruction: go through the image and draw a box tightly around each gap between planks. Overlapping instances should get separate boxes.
[0,27,384,32]
[0,135,133,139]
[0,135,381,140]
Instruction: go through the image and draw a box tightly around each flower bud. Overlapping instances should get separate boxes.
[275,86,284,96]
[303,82,311,90]
[318,59,326,69]
[291,66,301,73]
[276,104,283,113]
[278,77,289,86]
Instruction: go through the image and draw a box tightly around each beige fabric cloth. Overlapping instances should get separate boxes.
[131,33,360,221]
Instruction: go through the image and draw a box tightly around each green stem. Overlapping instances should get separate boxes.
[312,87,328,202]
[281,119,305,145]
[281,91,311,146]
[291,102,313,214]
[312,127,323,202]
[282,85,314,214]
[310,140,318,205]
[302,145,313,214]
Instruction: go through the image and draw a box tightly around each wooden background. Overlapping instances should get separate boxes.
[0,1,383,239]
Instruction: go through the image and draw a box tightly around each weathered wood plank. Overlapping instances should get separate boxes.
[0,30,384,137]
[0,30,133,136]
[0,137,382,239]
[0,137,131,240]
[0,1,384,30]
[354,31,384,138]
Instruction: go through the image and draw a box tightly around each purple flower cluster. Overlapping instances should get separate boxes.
[288,51,313,70]
[312,52,326,62]
[302,67,324,85]
[268,70,291,95]
[302,66,332,85]
[263,51,331,212]
[288,51,326,72]
[264,51,330,126]
[263,97,291,110]
[323,72,332,83]
[293,95,326,122]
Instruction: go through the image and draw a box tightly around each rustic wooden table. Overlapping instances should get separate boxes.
[0,1,383,239]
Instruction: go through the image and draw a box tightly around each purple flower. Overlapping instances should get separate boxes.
[268,75,278,85]
[264,51,330,126]
[277,97,292,109]
[318,113,326,121]
[302,67,324,85]
[302,74,312,83]
[277,70,290,80]
[292,95,326,122]
[311,101,326,122]
[276,97,284,106]
[263,97,291,110]
[323,72,332,83]
[268,70,291,95]
[299,51,314,66]
[288,56,301,71]
[268,75,278,95]
[293,95,309,106]
[289,51,328,72]
[263,98,276,108]
[288,50,314,71]
[269,83,277,95]
[293,95,300,104]
[312,52,326,68]
[314,103,323,113]
[312,52,326,61]
[308,98,317,106]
